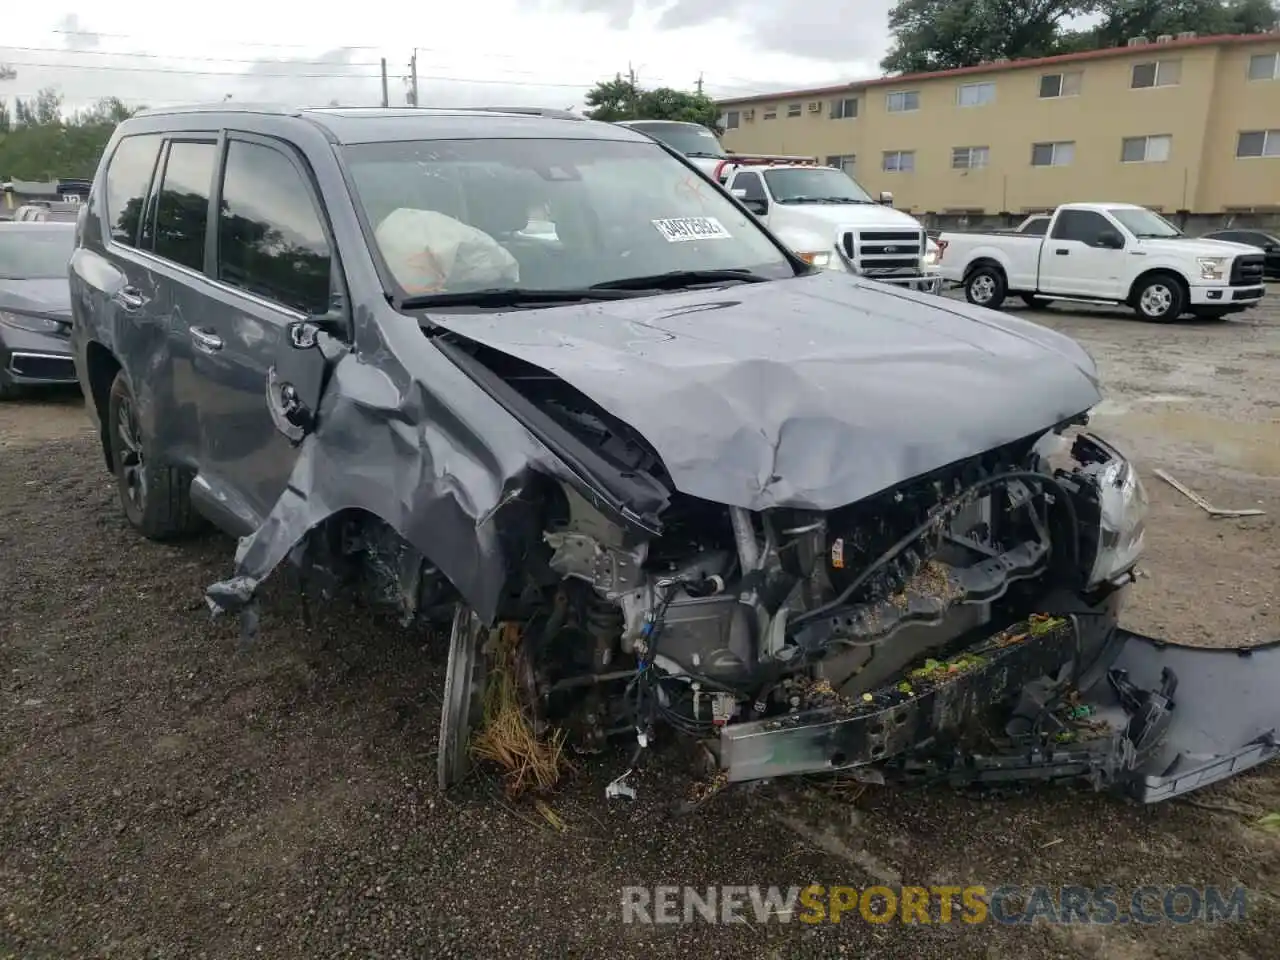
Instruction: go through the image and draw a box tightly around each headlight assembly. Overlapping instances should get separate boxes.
[1197,257,1226,281]
[1083,450,1148,589]
[0,310,61,334]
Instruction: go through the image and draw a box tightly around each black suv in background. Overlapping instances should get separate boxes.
[68,104,1271,803]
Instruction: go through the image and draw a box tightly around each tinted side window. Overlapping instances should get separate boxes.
[731,172,766,202]
[153,141,217,271]
[217,140,332,315]
[1051,210,1113,244]
[105,134,163,246]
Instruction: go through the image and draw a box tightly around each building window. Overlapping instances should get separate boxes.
[1121,134,1171,163]
[951,146,990,169]
[1039,71,1082,98]
[825,154,856,174]
[1248,52,1280,81]
[786,102,802,117]
[885,90,920,113]
[956,82,995,107]
[830,97,858,119]
[763,108,777,120]
[723,111,740,130]
[1237,130,1280,158]
[882,150,915,172]
[1131,59,1181,88]
[1031,141,1075,167]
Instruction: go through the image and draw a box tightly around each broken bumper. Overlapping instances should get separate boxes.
[717,619,1279,802]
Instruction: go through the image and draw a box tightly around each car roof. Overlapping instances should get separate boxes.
[127,103,650,146]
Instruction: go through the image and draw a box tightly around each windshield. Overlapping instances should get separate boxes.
[0,227,75,279]
[1108,207,1182,239]
[763,168,876,204]
[341,136,795,301]
[624,122,727,159]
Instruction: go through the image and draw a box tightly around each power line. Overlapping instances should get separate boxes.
[1,44,389,68]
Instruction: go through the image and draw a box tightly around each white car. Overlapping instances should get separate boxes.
[936,202,1267,321]
[719,159,942,294]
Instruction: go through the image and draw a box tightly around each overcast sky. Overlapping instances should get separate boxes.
[1,3,896,113]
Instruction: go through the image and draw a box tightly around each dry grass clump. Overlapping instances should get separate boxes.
[469,622,573,796]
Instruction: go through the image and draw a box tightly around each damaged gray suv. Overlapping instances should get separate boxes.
[70,105,1279,803]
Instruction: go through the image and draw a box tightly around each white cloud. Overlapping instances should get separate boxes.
[0,4,892,113]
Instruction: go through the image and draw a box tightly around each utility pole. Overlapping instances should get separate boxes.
[627,62,638,118]
[408,49,419,107]
[696,73,703,95]
[380,58,389,108]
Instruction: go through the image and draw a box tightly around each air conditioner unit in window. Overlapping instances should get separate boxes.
[1126,36,1147,47]
[1176,31,1196,40]
[743,109,755,120]
[808,101,822,113]
[1156,34,1174,43]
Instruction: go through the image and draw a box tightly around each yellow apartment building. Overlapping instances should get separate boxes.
[716,32,1280,215]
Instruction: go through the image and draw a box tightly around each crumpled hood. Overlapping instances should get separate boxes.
[428,272,1102,511]
[0,278,72,320]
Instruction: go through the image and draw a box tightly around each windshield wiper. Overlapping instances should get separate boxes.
[396,287,641,310]
[589,269,771,291]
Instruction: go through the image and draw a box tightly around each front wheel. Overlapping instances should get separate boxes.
[1132,274,1186,322]
[438,604,491,791]
[106,371,204,540]
[964,265,1007,309]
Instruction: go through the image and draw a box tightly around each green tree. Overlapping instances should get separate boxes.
[882,0,1099,73]
[584,75,722,130]
[1080,0,1279,47]
[0,88,146,180]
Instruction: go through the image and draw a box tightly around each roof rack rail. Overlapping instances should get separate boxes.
[463,106,586,120]
[711,153,820,182]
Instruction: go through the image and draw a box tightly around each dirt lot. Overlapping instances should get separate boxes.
[3,295,1280,959]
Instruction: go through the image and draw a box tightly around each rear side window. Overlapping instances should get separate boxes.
[152,140,217,271]
[104,134,163,246]
[216,139,332,315]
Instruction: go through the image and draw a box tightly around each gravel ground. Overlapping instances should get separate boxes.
[3,294,1280,959]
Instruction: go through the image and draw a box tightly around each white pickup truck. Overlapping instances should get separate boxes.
[716,157,943,294]
[936,202,1267,321]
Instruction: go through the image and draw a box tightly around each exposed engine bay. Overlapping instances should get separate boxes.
[295,336,1166,799]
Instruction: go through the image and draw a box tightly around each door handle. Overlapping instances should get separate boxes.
[113,286,146,311]
[189,326,224,354]
[1055,248,1069,255]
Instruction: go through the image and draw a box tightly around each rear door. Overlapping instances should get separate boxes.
[188,131,341,530]
[1037,209,1127,298]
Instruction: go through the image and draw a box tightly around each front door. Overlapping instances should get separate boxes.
[188,132,343,530]
[1037,209,1127,299]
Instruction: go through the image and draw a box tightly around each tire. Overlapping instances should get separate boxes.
[438,603,490,791]
[964,265,1007,309]
[1020,293,1049,309]
[1131,272,1186,322]
[0,373,21,401]
[106,370,204,540]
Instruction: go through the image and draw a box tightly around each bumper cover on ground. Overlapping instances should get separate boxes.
[717,619,1278,802]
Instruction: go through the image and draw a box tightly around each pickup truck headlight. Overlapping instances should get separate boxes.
[1197,257,1227,281]
[0,310,61,334]
[796,250,837,269]
[1084,455,1148,588]
[922,248,939,269]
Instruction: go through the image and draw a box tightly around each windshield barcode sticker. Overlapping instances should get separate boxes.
[651,217,732,243]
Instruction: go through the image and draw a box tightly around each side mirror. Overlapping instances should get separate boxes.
[1097,230,1124,249]
[879,191,894,206]
[743,198,768,216]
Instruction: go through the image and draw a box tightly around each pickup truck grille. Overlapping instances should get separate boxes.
[1229,254,1265,286]
[840,229,925,275]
